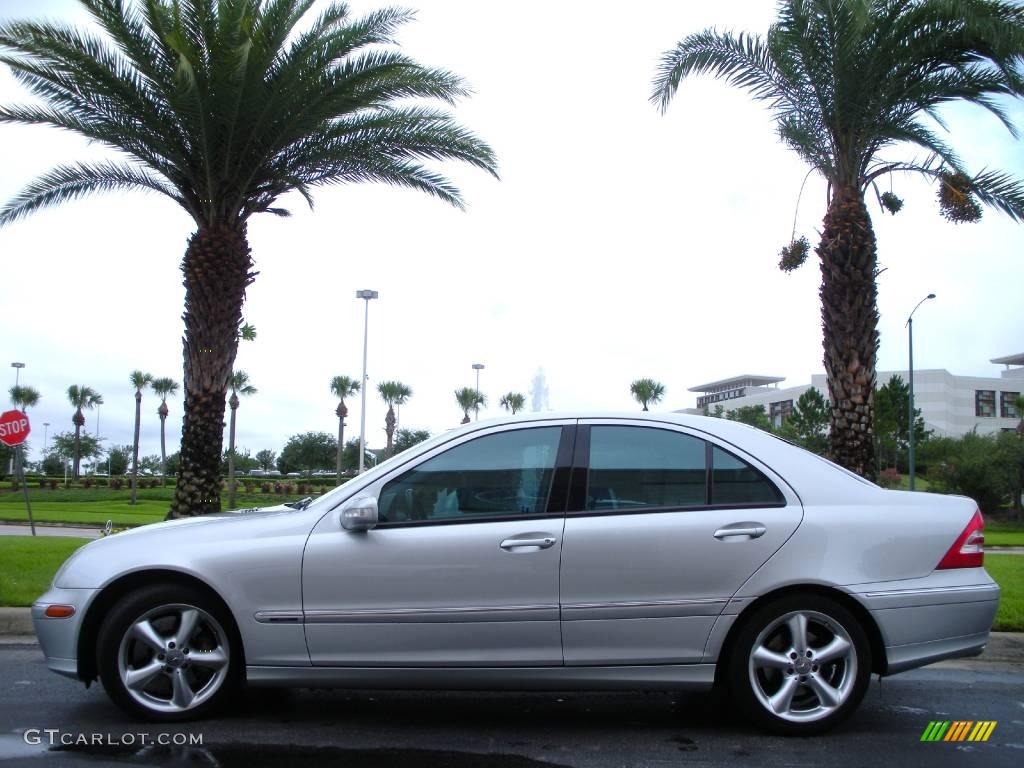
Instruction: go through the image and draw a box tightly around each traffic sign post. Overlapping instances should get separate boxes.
[0,410,35,536]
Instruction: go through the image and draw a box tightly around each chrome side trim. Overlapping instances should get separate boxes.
[254,611,304,624]
[304,604,559,624]
[858,584,1000,610]
[246,663,717,690]
[862,584,998,598]
[562,598,728,621]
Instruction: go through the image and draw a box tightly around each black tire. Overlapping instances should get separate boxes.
[726,593,871,735]
[97,583,242,722]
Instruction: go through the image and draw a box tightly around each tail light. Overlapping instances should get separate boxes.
[936,509,985,569]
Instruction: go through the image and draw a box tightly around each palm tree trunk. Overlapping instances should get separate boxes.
[130,390,142,505]
[817,186,879,481]
[227,396,238,509]
[169,224,254,518]
[72,410,84,479]
[158,402,168,486]
[336,401,347,485]
[385,406,396,457]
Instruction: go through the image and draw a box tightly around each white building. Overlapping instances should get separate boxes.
[681,353,1023,437]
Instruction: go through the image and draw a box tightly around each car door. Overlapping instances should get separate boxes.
[559,420,803,665]
[302,421,575,666]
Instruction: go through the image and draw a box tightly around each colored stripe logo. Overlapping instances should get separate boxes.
[920,721,996,742]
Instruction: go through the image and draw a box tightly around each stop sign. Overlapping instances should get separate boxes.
[0,410,30,446]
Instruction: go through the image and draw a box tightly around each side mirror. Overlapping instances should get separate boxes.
[341,497,378,532]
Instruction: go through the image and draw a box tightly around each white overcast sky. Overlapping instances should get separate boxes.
[2,0,1023,463]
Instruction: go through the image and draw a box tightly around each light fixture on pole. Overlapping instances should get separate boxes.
[472,363,485,420]
[10,362,25,390]
[356,290,379,473]
[906,293,935,491]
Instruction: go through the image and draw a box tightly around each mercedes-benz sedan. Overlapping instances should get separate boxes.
[33,413,998,734]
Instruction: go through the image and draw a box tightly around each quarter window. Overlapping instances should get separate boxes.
[711,446,784,505]
[586,426,706,510]
[377,427,561,524]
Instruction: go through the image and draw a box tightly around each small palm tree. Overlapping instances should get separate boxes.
[378,381,412,457]
[129,371,154,504]
[67,385,102,479]
[652,0,1024,479]
[0,0,496,517]
[455,387,485,424]
[9,385,40,412]
[630,379,665,412]
[151,377,179,484]
[227,371,257,509]
[330,375,360,484]
[499,392,526,415]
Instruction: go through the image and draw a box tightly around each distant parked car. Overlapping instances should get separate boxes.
[32,413,997,733]
[286,472,301,478]
[247,470,266,477]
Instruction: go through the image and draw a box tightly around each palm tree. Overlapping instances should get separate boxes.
[630,379,665,412]
[455,387,485,424]
[9,385,40,412]
[378,381,412,457]
[8,385,40,478]
[499,392,526,415]
[330,375,360,484]
[652,0,1024,479]
[66,385,102,479]
[227,371,257,509]
[129,371,154,503]
[0,1,497,517]
[151,377,178,484]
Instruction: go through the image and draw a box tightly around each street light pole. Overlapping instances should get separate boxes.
[356,290,379,473]
[472,363,485,421]
[43,422,50,455]
[9,363,25,474]
[906,293,935,491]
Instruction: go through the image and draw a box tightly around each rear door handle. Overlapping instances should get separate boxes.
[713,523,767,540]
[500,536,557,551]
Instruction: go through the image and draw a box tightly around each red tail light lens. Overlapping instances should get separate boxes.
[936,509,985,569]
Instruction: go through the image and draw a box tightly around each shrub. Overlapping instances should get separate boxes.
[82,477,94,489]
[877,468,901,489]
[37,478,47,489]
[109,477,124,490]
[48,479,58,490]
[261,482,272,494]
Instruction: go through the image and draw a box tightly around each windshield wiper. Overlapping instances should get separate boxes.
[284,496,313,510]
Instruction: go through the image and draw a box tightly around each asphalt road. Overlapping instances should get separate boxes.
[0,643,1022,768]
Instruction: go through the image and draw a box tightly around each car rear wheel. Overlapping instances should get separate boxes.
[727,594,871,735]
[97,584,241,721]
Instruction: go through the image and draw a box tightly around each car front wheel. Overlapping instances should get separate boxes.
[97,584,241,721]
[727,594,871,735]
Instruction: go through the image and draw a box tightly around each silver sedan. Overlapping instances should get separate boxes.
[32,413,998,734]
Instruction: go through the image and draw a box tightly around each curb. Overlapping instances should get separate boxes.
[0,607,33,636]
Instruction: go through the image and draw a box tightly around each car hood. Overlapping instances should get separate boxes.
[53,503,308,589]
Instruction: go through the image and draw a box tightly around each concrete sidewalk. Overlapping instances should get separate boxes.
[0,523,102,538]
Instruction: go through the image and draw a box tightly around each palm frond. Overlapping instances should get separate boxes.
[0,160,181,226]
[964,169,1024,222]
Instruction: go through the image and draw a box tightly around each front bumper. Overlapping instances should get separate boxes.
[32,587,100,680]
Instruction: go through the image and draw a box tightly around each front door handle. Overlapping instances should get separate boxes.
[500,536,557,551]
[713,523,767,540]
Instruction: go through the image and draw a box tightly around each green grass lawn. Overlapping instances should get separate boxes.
[986,523,1024,548]
[0,536,90,606]
[0,487,322,526]
[986,554,1024,632]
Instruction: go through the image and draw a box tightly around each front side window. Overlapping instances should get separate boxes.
[586,426,706,510]
[377,427,561,524]
[976,390,996,417]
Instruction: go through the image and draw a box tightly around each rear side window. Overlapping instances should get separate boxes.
[378,427,562,524]
[587,426,706,510]
[584,426,784,511]
[711,446,784,505]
